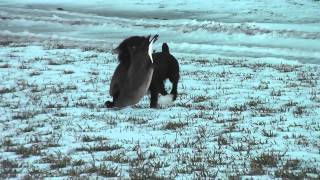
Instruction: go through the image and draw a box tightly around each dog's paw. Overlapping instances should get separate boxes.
[150,105,158,109]
[105,101,114,108]
[158,94,174,106]
[150,103,160,109]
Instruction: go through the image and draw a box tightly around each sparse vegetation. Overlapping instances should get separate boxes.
[81,135,109,142]
[163,121,188,130]
[0,87,16,94]
[63,69,74,74]
[0,63,10,68]
[0,159,19,178]
[271,89,282,96]
[250,152,281,174]
[76,143,122,152]
[0,44,319,179]
[11,145,42,157]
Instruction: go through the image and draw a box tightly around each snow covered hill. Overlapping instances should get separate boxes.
[0,0,320,179]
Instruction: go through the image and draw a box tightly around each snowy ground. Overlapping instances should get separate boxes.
[1,0,320,179]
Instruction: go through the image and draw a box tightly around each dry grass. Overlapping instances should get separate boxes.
[0,45,319,179]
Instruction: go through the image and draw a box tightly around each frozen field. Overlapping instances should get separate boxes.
[1,0,320,179]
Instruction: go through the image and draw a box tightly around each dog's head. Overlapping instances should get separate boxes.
[113,35,158,66]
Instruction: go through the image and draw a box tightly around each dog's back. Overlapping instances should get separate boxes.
[153,43,179,78]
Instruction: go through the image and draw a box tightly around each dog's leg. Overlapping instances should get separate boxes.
[149,86,159,108]
[169,74,179,101]
[159,81,168,96]
[170,84,178,101]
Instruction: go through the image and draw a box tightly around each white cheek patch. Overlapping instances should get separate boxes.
[148,39,154,64]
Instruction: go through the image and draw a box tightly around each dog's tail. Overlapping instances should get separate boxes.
[162,43,170,54]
